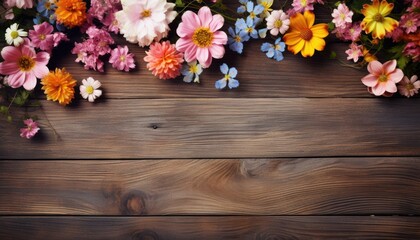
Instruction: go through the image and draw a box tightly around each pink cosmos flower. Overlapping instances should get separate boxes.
[361,60,404,96]
[109,45,136,72]
[400,13,418,34]
[0,43,49,90]
[345,43,363,62]
[176,6,227,68]
[20,118,40,139]
[29,22,54,52]
[292,0,315,13]
[398,75,420,98]
[5,0,33,9]
[331,3,353,29]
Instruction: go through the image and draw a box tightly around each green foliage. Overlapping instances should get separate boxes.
[175,0,185,7]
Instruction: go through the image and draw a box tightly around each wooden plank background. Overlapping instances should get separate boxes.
[1,1,419,238]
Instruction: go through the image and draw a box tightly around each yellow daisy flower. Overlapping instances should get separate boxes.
[257,0,273,17]
[361,0,399,39]
[283,11,329,57]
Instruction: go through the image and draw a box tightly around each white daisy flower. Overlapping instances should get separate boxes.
[80,77,102,102]
[5,23,27,46]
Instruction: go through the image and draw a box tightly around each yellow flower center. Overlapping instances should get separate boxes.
[18,56,35,71]
[300,28,313,41]
[189,65,198,73]
[340,13,346,20]
[192,27,213,48]
[40,34,46,40]
[86,85,94,94]
[141,9,151,18]
[234,35,241,42]
[301,0,307,7]
[405,20,413,28]
[11,31,19,39]
[373,13,384,22]
[249,12,256,19]
[406,83,415,90]
[378,74,388,82]
[274,19,283,28]
[119,55,126,61]
[224,74,230,80]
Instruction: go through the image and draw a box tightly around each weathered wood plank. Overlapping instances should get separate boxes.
[1,216,419,239]
[0,158,419,215]
[1,98,419,159]
[54,39,368,98]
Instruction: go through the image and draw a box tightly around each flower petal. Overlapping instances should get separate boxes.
[1,46,21,61]
[212,31,228,45]
[382,60,396,74]
[23,72,37,90]
[367,60,383,75]
[35,51,50,66]
[220,63,228,74]
[309,37,325,51]
[7,72,25,88]
[385,81,397,93]
[32,65,49,79]
[361,74,378,87]
[198,6,212,27]
[301,41,315,57]
[304,11,315,28]
[0,62,19,75]
[209,44,225,59]
[289,12,307,31]
[311,24,329,38]
[283,32,301,46]
[209,14,224,32]
[388,69,404,83]
[196,47,210,68]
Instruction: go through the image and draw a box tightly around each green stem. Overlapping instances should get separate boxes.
[7,91,18,113]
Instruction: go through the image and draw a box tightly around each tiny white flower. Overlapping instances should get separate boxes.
[5,23,27,46]
[80,77,102,102]
[181,60,203,83]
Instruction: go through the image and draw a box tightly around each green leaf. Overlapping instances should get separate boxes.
[329,51,337,59]
[175,0,185,7]
[397,55,409,71]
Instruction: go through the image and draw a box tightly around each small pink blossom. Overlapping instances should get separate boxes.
[109,45,136,72]
[29,22,54,52]
[176,6,227,68]
[266,10,290,36]
[52,32,69,47]
[20,118,40,139]
[361,60,404,96]
[398,75,420,98]
[333,22,361,42]
[0,43,49,90]
[386,26,404,42]
[400,13,419,34]
[332,3,353,29]
[5,0,33,9]
[345,43,363,62]
[291,0,315,13]
[403,42,420,62]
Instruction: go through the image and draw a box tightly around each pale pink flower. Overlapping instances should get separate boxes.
[266,10,290,36]
[292,0,315,13]
[361,60,404,96]
[331,3,353,29]
[109,45,136,72]
[176,6,227,68]
[0,44,49,90]
[398,75,420,98]
[29,22,54,52]
[115,0,177,47]
[5,0,33,9]
[20,118,40,139]
[345,43,363,62]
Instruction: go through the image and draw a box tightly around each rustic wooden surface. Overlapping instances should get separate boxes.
[1,3,420,238]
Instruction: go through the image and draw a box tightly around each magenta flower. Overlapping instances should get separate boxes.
[109,45,136,72]
[176,6,227,68]
[361,60,404,96]
[29,22,54,52]
[20,118,40,139]
[0,43,50,90]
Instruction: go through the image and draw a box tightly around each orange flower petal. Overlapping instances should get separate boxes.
[283,32,302,46]
[288,40,305,55]
[304,11,315,28]
[301,41,315,57]
[383,17,399,32]
[311,24,329,38]
[289,12,308,31]
[309,37,326,51]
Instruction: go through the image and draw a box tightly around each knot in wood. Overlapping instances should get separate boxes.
[121,191,147,215]
[132,230,159,240]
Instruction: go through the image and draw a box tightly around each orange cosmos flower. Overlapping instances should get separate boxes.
[56,0,87,28]
[361,0,398,39]
[144,41,184,80]
[283,11,329,57]
[41,68,77,106]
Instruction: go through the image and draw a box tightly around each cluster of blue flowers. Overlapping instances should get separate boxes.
[33,0,65,31]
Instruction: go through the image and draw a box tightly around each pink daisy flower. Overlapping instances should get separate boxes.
[291,0,315,13]
[361,60,404,96]
[109,45,136,72]
[5,0,33,9]
[29,22,54,52]
[266,10,290,36]
[345,43,363,63]
[331,3,353,29]
[176,6,227,68]
[398,75,420,98]
[0,44,50,90]
[144,41,184,80]
[20,118,40,139]
[400,13,419,34]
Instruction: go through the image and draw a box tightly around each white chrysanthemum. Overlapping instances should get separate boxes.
[5,23,27,46]
[80,77,102,102]
[115,0,177,47]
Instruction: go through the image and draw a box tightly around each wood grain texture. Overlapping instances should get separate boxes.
[1,158,419,215]
[53,40,368,98]
[1,216,419,240]
[1,98,419,159]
